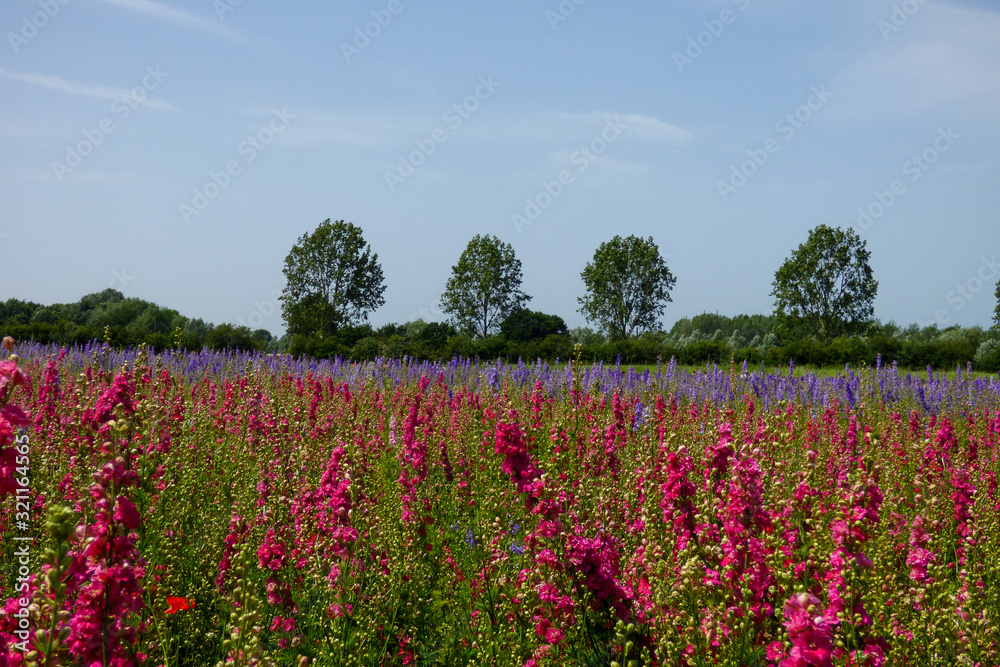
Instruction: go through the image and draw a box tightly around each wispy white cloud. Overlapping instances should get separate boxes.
[833,2,1000,120]
[489,111,692,147]
[265,107,692,154]
[266,109,398,148]
[0,68,176,111]
[45,170,174,187]
[593,112,693,144]
[94,0,245,41]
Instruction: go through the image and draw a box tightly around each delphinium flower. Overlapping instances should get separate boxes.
[0,591,37,666]
[63,459,147,666]
[87,373,135,432]
[779,475,821,583]
[34,358,61,426]
[564,533,631,620]
[934,416,957,461]
[720,453,774,622]
[216,514,250,589]
[659,447,697,554]
[0,357,31,497]
[950,469,975,566]
[532,582,575,647]
[905,515,935,584]
[268,615,299,650]
[779,593,834,667]
[601,392,628,476]
[530,379,545,429]
[397,393,428,526]
[291,445,358,561]
[706,422,735,484]
[509,524,525,555]
[216,545,276,667]
[257,518,301,625]
[495,410,541,500]
[823,469,884,662]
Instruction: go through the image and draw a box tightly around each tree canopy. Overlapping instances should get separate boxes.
[500,309,567,343]
[669,313,776,342]
[577,235,676,340]
[771,224,877,341]
[0,290,274,352]
[280,219,386,337]
[440,235,530,338]
[994,278,1000,328]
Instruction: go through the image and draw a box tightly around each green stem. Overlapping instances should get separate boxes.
[41,548,67,667]
[374,601,400,664]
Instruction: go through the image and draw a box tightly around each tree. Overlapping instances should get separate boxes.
[0,299,41,326]
[440,235,530,338]
[205,324,260,351]
[280,219,386,337]
[416,321,457,349]
[994,278,1000,328]
[500,309,567,342]
[771,224,877,341]
[577,235,676,340]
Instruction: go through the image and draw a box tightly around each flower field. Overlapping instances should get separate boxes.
[2,342,1000,666]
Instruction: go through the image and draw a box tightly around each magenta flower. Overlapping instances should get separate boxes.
[257,529,287,571]
[90,374,136,427]
[780,593,834,667]
[564,534,630,619]
[114,496,141,530]
[660,449,696,552]
[495,412,540,496]
[0,360,30,399]
[906,515,935,583]
[290,445,358,560]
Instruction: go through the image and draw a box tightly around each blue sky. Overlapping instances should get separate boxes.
[1,0,998,336]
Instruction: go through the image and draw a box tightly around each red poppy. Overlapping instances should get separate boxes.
[165,596,195,614]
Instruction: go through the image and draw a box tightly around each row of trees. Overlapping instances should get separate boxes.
[281,220,963,344]
[4,219,999,368]
[0,290,274,352]
[4,289,999,370]
[280,220,681,342]
[273,219,1000,369]
[282,315,1000,371]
